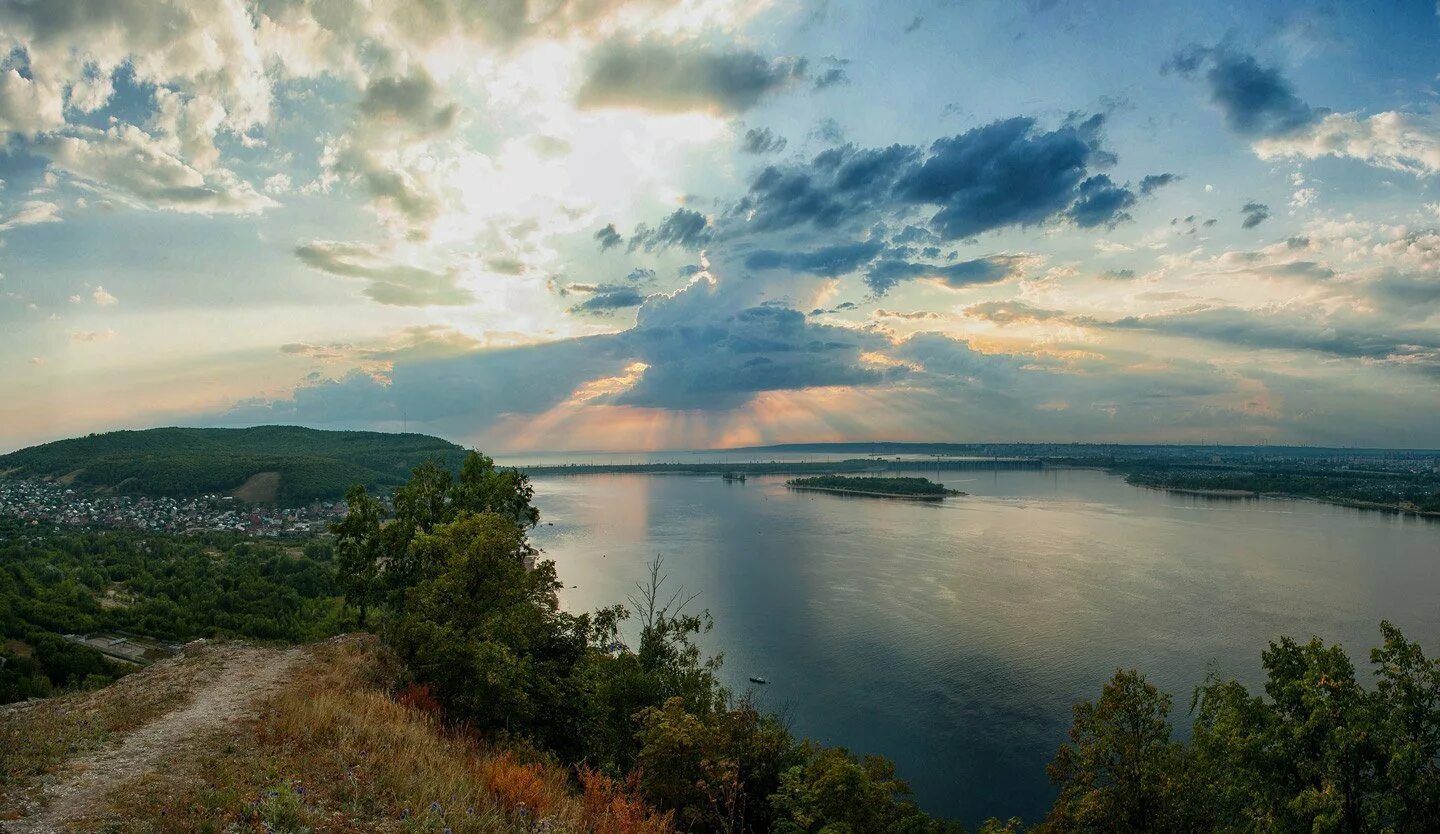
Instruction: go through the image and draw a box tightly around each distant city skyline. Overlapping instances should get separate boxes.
[3,0,1440,452]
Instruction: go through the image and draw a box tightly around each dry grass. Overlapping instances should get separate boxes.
[94,636,673,833]
[0,643,225,820]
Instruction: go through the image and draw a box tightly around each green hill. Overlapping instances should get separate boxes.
[0,426,469,504]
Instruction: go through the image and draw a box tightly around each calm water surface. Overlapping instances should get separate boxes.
[527,468,1440,824]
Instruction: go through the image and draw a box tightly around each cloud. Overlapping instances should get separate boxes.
[593,223,623,251]
[741,127,787,154]
[1168,46,1320,138]
[577,38,806,114]
[1099,268,1137,280]
[356,71,459,135]
[1254,111,1440,176]
[865,254,1034,294]
[735,116,1148,241]
[1103,306,1440,370]
[1138,173,1180,195]
[1170,46,1440,177]
[279,325,485,364]
[743,240,884,277]
[249,270,908,425]
[1067,174,1137,228]
[91,286,117,306]
[324,69,459,235]
[812,59,849,91]
[874,308,941,320]
[33,127,275,214]
[628,207,713,252]
[962,300,1066,324]
[1240,201,1270,229]
[0,200,62,231]
[613,280,900,409]
[569,285,647,314]
[294,240,474,306]
[0,68,64,134]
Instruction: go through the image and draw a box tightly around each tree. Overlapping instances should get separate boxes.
[769,744,956,833]
[1044,669,1183,833]
[1190,635,1386,833]
[384,511,594,756]
[332,484,383,627]
[633,697,793,834]
[1369,621,1440,831]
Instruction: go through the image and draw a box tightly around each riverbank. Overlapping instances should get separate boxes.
[1140,483,1440,519]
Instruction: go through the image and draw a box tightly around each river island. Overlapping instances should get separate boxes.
[785,475,965,500]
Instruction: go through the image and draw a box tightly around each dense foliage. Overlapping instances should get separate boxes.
[0,519,344,702]
[786,475,959,496]
[0,426,470,504]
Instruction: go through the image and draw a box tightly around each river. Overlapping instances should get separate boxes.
[525,466,1440,824]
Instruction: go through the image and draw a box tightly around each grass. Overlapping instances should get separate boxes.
[0,643,223,820]
[93,636,673,833]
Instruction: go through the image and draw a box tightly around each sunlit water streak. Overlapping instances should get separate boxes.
[527,467,1440,824]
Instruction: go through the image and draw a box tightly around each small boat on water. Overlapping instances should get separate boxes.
[749,676,769,685]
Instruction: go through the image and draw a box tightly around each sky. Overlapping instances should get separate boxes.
[2,0,1440,453]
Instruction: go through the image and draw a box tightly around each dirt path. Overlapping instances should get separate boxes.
[3,644,302,834]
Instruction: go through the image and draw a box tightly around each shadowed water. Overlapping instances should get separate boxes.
[527,467,1440,825]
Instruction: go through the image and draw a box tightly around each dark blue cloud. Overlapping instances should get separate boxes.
[614,290,900,409]
[1168,47,1321,138]
[1067,174,1137,228]
[741,127,787,154]
[865,254,1029,294]
[628,208,713,252]
[894,117,1100,237]
[735,116,1149,241]
[1139,173,1181,195]
[593,223,622,251]
[743,240,884,276]
[1240,201,1270,229]
[570,286,646,314]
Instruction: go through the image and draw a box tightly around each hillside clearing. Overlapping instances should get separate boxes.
[230,471,280,503]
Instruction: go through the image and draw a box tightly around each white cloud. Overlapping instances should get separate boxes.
[1254,111,1440,176]
[0,200,62,231]
[66,71,113,113]
[262,173,293,195]
[0,68,64,134]
[33,126,275,214]
[92,285,118,306]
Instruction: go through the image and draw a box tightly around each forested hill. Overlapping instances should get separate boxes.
[0,426,469,504]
